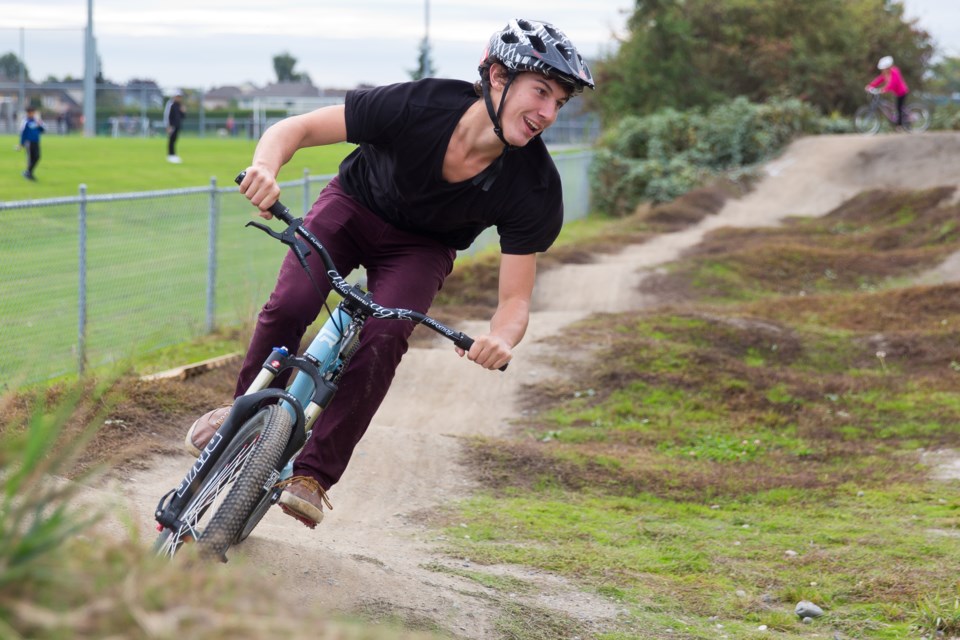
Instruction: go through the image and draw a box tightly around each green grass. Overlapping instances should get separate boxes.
[449,305,960,637]
[1,134,352,200]
[1,135,354,385]
[435,188,960,638]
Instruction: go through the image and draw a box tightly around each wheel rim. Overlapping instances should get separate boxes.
[154,424,263,558]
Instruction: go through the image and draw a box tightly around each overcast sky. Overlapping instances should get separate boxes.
[0,1,631,91]
[0,0,956,92]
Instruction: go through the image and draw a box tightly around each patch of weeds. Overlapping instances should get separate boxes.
[913,587,960,637]
[641,188,960,303]
[659,432,765,462]
[444,484,955,638]
[353,600,454,638]
[494,600,589,640]
[423,562,535,595]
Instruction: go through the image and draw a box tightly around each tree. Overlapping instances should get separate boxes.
[926,56,960,97]
[587,0,933,123]
[273,52,308,83]
[0,52,28,81]
[409,37,436,81]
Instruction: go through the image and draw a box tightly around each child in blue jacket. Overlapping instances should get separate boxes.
[18,106,45,180]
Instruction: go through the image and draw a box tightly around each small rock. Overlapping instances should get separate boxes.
[802,616,813,624]
[795,600,824,618]
[785,549,798,558]
[758,625,768,631]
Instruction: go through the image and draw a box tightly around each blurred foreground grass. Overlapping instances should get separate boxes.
[0,381,443,640]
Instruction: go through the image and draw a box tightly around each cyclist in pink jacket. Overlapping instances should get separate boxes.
[866,55,910,130]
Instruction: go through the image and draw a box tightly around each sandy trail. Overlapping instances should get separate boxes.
[99,132,960,637]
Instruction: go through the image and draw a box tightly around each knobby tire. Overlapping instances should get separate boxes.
[197,404,293,560]
[154,404,293,561]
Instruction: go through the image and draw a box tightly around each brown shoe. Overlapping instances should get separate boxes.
[183,405,232,457]
[276,476,333,529]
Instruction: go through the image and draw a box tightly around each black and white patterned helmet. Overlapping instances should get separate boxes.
[480,18,595,91]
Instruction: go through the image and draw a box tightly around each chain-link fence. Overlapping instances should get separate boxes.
[0,152,594,387]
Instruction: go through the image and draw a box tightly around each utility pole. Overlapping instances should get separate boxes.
[18,28,25,115]
[83,0,96,136]
[425,0,430,46]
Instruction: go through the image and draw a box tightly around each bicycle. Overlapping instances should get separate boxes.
[854,89,930,134]
[154,172,498,561]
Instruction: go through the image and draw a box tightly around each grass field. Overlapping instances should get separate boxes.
[1,133,353,201]
[1,135,355,385]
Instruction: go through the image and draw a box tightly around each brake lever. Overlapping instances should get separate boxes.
[245,219,313,260]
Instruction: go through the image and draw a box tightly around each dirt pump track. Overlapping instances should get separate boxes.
[91,132,960,638]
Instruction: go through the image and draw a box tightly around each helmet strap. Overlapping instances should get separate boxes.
[481,66,518,149]
[473,66,518,191]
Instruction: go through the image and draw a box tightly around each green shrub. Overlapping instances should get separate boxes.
[591,96,835,215]
[931,103,960,130]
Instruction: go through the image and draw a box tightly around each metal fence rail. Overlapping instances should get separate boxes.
[0,152,593,386]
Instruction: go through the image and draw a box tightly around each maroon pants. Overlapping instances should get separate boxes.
[235,178,456,489]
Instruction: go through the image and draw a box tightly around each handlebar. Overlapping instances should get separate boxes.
[235,171,506,370]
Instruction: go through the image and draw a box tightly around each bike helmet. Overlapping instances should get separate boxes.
[877,56,894,70]
[473,19,594,190]
[480,18,595,92]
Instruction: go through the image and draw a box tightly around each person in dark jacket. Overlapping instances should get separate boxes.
[163,90,185,163]
[18,105,45,180]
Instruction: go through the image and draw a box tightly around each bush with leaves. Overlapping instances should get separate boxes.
[591,96,842,215]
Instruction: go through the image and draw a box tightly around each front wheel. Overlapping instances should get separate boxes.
[904,103,930,132]
[854,106,881,135]
[154,404,293,561]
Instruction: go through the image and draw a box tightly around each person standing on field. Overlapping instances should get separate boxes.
[163,90,185,163]
[17,105,45,181]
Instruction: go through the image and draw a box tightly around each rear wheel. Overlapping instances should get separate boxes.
[854,106,881,135]
[904,103,930,132]
[154,405,293,561]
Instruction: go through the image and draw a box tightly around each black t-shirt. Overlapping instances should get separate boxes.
[339,78,563,254]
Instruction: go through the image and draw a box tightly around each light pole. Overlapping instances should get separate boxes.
[83,0,96,136]
[18,28,25,115]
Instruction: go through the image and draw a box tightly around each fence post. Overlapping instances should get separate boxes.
[207,177,218,333]
[303,167,310,215]
[78,184,88,375]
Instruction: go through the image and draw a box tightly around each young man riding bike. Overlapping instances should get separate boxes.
[185,18,595,528]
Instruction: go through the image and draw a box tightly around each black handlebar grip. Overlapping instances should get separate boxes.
[234,171,293,223]
[458,335,508,372]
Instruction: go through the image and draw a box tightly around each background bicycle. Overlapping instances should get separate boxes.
[854,89,930,134]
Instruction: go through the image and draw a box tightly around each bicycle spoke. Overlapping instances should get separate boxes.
[156,439,257,558]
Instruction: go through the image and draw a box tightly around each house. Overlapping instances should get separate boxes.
[201,84,249,111]
[0,76,83,133]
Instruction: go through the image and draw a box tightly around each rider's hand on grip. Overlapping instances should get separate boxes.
[235,171,293,223]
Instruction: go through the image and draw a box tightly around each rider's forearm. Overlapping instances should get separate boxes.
[251,119,308,176]
[489,298,530,349]
[252,105,348,176]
